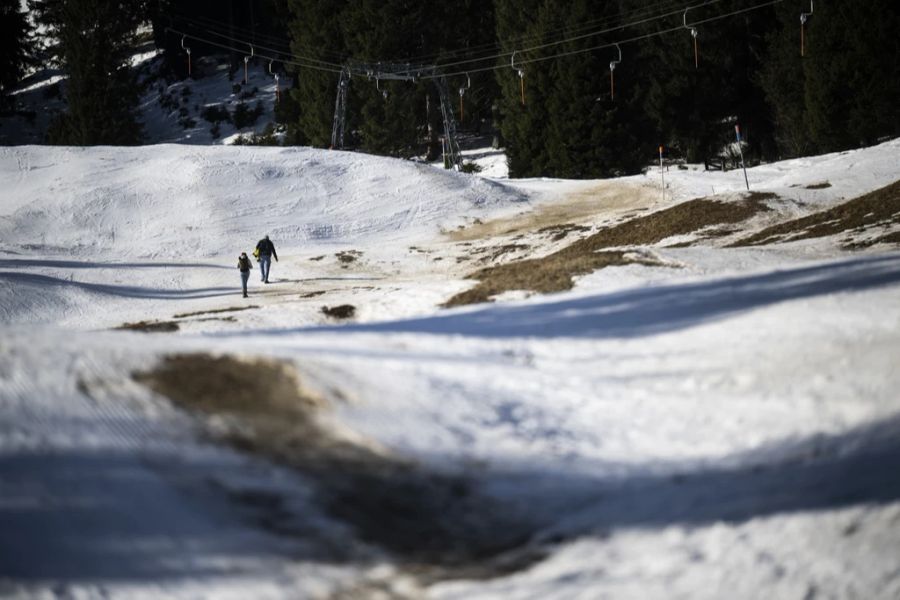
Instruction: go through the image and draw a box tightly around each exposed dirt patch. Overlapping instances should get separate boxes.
[309,255,325,261]
[805,181,832,190]
[336,250,363,264]
[733,180,900,247]
[844,231,900,250]
[116,320,180,333]
[537,223,591,242]
[565,192,775,251]
[445,193,773,307]
[300,290,327,298]
[448,182,656,242]
[322,304,356,319]
[477,243,530,265]
[445,251,661,307]
[134,354,538,577]
[173,305,259,319]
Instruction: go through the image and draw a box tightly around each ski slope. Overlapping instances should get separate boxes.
[1,139,899,599]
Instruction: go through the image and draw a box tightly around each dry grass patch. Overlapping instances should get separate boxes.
[446,193,774,307]
[846,231,900,249]
[322,304,356,319]
[445,251,645,307]
[173,305,258,319]
[116,320,179,332]
[134,354,537,573]
[733,180,900,247]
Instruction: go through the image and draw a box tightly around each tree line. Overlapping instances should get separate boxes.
[1,0,898,178]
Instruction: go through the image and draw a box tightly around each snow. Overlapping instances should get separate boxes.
[1,137,899,598]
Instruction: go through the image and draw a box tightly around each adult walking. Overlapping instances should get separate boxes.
[237,252,252,297]
[255,234,278,283]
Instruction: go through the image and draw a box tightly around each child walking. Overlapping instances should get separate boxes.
[238,252,252,297]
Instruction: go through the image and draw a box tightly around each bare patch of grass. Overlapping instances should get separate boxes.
[844,230,900,250]
[566,193,774,252]
[733,180,900,247]
[173,305,258,319]
[805,181,832,190]
[336,250,362,264]
[322,304,356,319]
[116,320,179,333]
[478,243,530,264]
[309,255,325,261]
[537,223,591,242]
[445,193,773,307]
[133,354,537,574]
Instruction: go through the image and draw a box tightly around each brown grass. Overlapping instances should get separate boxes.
[445,193,774,307]
[733,180,900,247]
[133,354,538,573]
[322,304,356,319]
[116,320,179,332]
[173,305,258,319]
[447,182,655,242]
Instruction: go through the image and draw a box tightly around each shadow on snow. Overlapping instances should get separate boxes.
[0,271,235,300]
[306,253,900,339]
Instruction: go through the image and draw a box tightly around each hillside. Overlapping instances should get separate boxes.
[1,139,899,599]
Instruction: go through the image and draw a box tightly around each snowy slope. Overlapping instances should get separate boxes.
[1,139,899,599]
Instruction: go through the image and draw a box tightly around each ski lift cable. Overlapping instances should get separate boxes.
[166,9,350,63]
[167,0,755,80]
[175,25,346,70]
[167,28,345,74]
[166,0,693,69]
[169,0,783,82]
[167,0,722,76]
[394,0,696,64]
[416,0,785,80]
[424,0,731,72]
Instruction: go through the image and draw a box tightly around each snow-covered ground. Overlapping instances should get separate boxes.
[1,138,899,599]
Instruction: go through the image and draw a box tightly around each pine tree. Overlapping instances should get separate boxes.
[285,0,349,147]
[0,0,33,106]
[495,0,651,177]
[759,3,813,157]
[802,0,900,152]
[35,0,145,145]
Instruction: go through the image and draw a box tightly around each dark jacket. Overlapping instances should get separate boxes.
[238,256,252,272]
[256,238,278,260]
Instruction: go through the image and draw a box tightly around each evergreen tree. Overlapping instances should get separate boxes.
[285,0,497,156]
[761,0,900,157]
[632,1,776,163]
[802,0,900,152]
[0,0,33,107]
[34,0,145,145]
[495,0,651,177]
[286,0,349,147]
[759,2,813,157]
